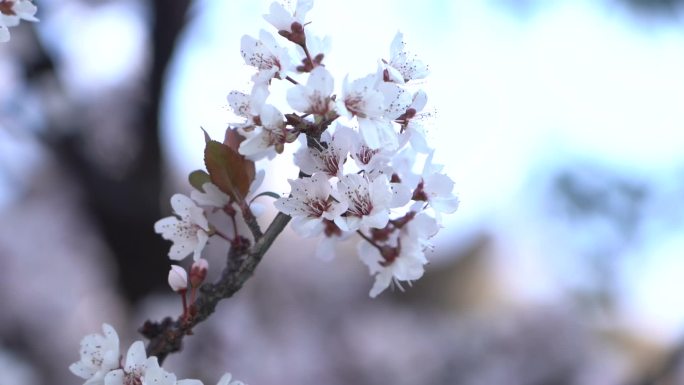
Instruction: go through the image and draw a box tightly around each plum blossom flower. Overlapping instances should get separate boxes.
[0,0,38,43]
[241,30,292,84]
[412,152,459,221]
[378,80,412,121]
[293,127,351,178]
[227,85,269,131]
[397,89,431,153]
[336,74,397,150]
[263,0,312,35]
[333,173,392,231]
[104,341,202,385]
[315,220,351,261]
[154,194,210,261]
[384,31,429,83]
[287,66,335,115]
[69,323,120,385]
[239,104,291,160]
[274,173,347,237]
[359,212,438,297]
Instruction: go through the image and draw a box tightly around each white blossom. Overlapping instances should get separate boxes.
[385,31,429,83]
[263,0,313,33]
[103,342,202,385]
[333,173,392,231]
[240,30,292,84]
[336,74,398,150]
[397,89,431,153]
[416,152,460,220]
[0,0,38,43]
[359,212,438,297]
[69,323,120,385]
[238,104,289,160]
[293,127,350,178]
[154,194,210,261]
[378,81,412,121]
[274,173,347,237]
[287,66,335,115]
[227,85,269,131]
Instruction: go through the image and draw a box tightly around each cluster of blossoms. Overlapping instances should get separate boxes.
[70,324,245,385]
[0,0,37,42]
[71,1,458,383]
[151,0,459,298]
[235,0,459,297]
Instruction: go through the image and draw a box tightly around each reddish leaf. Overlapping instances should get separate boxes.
[204,140,255,202]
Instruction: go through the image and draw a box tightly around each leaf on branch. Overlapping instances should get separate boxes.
[204,139,255,203]
[188,170,212,191]
[201,127,212,144]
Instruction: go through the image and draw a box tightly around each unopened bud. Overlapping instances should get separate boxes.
[190,258,209,288]
[168,265,188,292]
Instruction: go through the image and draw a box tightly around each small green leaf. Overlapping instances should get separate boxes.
[188,170,211,191]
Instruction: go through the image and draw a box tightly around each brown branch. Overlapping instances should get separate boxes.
[239,202,263,241]
[141,211,291,364]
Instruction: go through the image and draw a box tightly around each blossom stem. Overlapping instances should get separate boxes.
[239,202,263,240]
[301,43,315,68]
[356,230,384,253]
[285,75,300,85]
[229,213,239,239]
[213,228,233,242]
[179,289,188,318]
[142,212,292,364]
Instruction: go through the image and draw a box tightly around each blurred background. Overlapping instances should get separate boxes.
[1,0,684,384]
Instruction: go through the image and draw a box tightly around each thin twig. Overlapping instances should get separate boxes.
[141,212,291,364]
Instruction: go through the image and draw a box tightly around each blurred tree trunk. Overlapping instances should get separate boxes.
[29,0,193,302]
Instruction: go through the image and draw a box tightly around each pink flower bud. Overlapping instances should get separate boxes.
[168,265,188,292]
[190,258,209,288]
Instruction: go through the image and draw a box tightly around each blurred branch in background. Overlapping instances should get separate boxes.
[23,0,191,302]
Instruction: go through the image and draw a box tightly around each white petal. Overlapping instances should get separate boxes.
[216,373,233,385]
[390,31,404,59]
[307,66,334,96]
[286,85,311,113]
[124,341,147,371]
[0,26,9,43]
[227,91,251,118]
[177,380,204,385]
[263,2,291,31]
[104,369,125,385]
[431,196,460,214]
[154,216,181,238]
[259,104,284,129]
[14,1,39,21]
[291,216,323,237]
[69,361,95,380]
[294,0,314,21]
[168,240,191,260]
[170,194,195,216]
[369,270,393,298]
[192,230,209,261]
[411,90,428,111]
[316,236,337,261]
